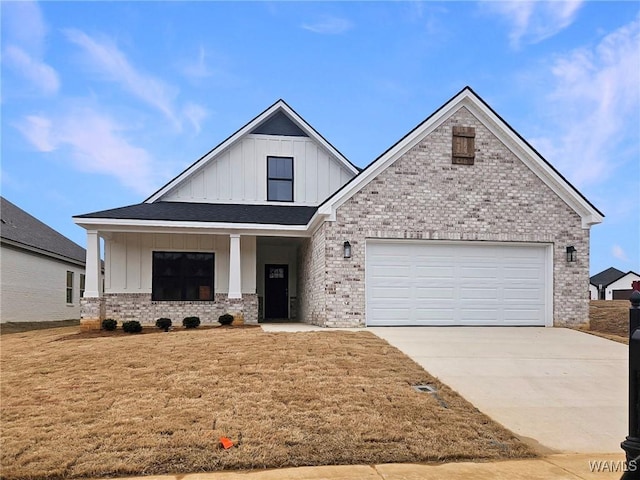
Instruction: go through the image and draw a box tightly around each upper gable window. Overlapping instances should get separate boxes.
[267,156,293,202]
[452,126,475,165]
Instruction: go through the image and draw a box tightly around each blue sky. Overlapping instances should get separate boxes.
[1,1,638,276]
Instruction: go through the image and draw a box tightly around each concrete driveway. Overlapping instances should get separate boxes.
[369,327,628,454]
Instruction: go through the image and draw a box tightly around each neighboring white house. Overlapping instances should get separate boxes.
[589,283,598,300]
[590,267,640,300]
[74,88,603,329]
[1,197,86,323]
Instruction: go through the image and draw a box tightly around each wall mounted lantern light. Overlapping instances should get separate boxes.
[566,246,577,263]
[343,241,352,259]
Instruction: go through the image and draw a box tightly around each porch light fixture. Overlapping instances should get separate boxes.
[566,246,577,263]
[343,241,352,259]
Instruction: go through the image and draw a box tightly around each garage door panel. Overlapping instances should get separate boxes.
[504,287,543,301]
[413,286,455,300]
[504,267,543,281]
[414,308,456,322]
[459,288,499,300]
[503,309,543,322]
[414,266,454,279]
[369,308,412,322]
[369,286,411,299]
[366,241,549,326]
[460,266,499,278]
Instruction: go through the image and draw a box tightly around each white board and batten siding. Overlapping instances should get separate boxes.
[162,135,354,205]
[365,240,552,326]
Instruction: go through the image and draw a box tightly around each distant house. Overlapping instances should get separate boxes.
[590,267,640,300]
[0,197,86,323]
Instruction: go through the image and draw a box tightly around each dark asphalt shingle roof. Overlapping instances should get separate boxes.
[1,196,86,264]
[590,267,625,287]
[74,202,318,226]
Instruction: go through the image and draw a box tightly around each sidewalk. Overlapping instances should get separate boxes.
[109,454,629,480]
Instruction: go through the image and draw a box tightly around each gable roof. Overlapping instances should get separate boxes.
[145,99,360,203]
[591,267,639,287]
[1,196,86,265]
[590,267,625,287]
[317,86,604,229]
[74,202,318,226]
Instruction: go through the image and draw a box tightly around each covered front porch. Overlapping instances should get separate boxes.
[79,229,306,328]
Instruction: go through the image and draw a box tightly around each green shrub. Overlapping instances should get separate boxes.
[101,318,117,331]
[155,317,172,332]
[218,313,234,326]
[183,316,201,329]
[122,320,142,333]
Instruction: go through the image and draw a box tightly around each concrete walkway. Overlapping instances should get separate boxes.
[108,454,628,479]
[369,327,628,454]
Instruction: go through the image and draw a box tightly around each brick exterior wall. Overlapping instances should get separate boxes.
[302,106,589,328]
[298,229,327,326]
[98,293,258,325]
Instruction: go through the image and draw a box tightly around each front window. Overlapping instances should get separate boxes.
[66,271,74,304]
[267,156,293,202]
[152,252,214,301]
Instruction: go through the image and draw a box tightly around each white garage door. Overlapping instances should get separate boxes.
[365,241,550,326]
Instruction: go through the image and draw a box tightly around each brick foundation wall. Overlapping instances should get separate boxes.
[102,293,259,325]
[308,106,589,328]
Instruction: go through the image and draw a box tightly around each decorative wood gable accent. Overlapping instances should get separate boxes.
[452,126,475,165]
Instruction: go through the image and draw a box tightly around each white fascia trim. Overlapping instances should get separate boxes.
[146,101,358,203]
[319,89,603,229]
[73,217,311,237]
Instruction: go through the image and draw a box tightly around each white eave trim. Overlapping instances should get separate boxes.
[73,217,313,237]
[145,100,358,203]
[319,89,604,229]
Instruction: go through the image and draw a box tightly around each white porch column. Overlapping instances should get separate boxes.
[228,234,242,299]
[84,230,102,297]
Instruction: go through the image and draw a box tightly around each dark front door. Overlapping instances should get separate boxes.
[265,264,288,319]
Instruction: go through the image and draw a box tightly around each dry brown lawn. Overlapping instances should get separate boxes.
[0,320,79,335]
[579,300,631,344]
[1,326,533,479]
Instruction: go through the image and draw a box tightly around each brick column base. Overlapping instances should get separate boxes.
[80,297,105,331]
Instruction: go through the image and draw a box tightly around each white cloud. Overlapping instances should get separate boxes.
[64,29,180,125]
[182,102,209,134]
[3,46,60,95]
[484,0,583,48]
[182,46,212,80]
[531,15,640,187]
[302,15,353,35]
[612,245,628,262]
[16,115,56,151]
[1,1,59,95]
[2,0,47,55]
[17,109,161,195]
